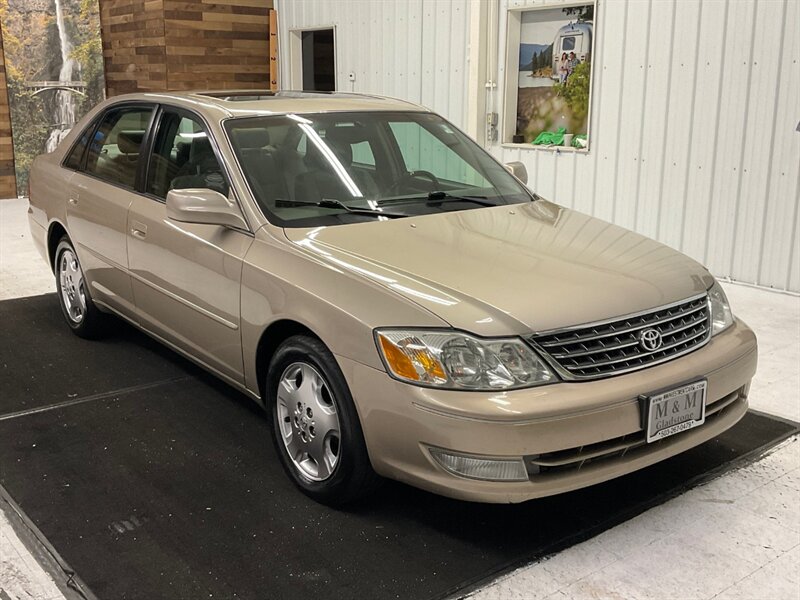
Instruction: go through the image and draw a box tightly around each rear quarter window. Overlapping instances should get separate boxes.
[63,121,96,170]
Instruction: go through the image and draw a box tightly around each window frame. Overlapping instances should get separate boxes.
[63,101,158,189]
[142,106,226,202]
[501,1,597,152]
[85,104,157,190]
[139,103,253,234]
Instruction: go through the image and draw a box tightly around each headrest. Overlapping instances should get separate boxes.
[190,137,214,162]
[325,135,352,165]
[232,127,270,149]
[304,134,352,170]
[117,130,144,154]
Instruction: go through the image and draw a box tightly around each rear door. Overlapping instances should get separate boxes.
[126,107,252,383]
[65,104,155,320]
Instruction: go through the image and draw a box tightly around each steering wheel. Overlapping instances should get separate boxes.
[388,170,441,195]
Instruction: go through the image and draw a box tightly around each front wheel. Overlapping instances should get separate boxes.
[267,335,381,506]
[55,236,108,339]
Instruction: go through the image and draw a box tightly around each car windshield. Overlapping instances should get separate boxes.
[224,111,533,227]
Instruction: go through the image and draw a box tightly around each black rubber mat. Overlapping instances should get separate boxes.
[1,294,797,600]
[0,294,197,415]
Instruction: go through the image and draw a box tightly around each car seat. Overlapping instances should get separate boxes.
[169,136,228,196]
[293,129,378,203]
[230,127,288,205]
[97,130,143,188]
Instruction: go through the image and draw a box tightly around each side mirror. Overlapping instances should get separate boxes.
[166,188,248,230]
[504,161,528,185]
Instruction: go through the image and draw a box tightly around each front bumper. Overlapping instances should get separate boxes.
[337,318,757,503]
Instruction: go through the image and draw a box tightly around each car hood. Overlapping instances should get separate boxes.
[283,201,714,336]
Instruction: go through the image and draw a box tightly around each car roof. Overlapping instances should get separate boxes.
[106,90,427,120]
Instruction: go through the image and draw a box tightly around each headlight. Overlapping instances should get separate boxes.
[708,280,733,335]
[375,329,555,390]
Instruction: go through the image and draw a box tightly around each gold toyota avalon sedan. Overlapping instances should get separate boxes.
[28,91,757,505]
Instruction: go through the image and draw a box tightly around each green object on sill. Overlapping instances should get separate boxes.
[572,134,588,149]
[532,127,567,146]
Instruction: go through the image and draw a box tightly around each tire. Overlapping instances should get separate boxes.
[266,335,382,506]
[54,236,109,339]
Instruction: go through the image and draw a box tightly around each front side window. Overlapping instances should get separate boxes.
[84,107,153,188]
[225,111,533,228]
[147,111,228,199]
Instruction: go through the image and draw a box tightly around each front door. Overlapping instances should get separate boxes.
[66,105,154,320]
[127,108,252,383]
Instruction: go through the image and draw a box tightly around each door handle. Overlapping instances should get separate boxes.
[131,221,147,239]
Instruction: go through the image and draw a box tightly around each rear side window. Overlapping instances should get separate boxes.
[84,107,153,189]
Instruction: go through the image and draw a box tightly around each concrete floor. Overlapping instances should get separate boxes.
[1,197,798,600]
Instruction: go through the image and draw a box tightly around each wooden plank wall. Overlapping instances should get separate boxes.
[0,25,16,198]
[100,0,168,95]
[100,0,273,97]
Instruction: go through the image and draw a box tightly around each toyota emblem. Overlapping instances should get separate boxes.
[639,328,663,352]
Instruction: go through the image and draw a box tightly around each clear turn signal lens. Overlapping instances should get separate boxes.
[428,447,529,481]
[708,280,734,335]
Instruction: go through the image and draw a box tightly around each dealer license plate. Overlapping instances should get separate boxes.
[644,380,707,443]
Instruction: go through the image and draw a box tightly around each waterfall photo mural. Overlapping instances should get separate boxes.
[0,0,105,193]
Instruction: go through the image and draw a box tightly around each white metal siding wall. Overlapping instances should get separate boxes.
[494,0,800,292]
[275,0,471,128]
[276,0,800,292]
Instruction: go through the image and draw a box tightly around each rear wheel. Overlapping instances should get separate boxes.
[267,335,381,506]
[55,236,108,339]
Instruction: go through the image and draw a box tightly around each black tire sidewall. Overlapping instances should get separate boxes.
[266,335,372,504]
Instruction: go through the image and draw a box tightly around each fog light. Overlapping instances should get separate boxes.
[427,447,528,482]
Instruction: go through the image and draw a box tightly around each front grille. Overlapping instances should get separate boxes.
[528,387,744,476]
[531,295,711,380]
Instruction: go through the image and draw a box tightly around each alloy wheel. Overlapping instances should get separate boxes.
[59,248,87,324]
[276,362,341,481]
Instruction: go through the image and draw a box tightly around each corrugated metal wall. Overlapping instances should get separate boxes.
[496,0,799,293]
[276,0,800,293]
[276,0,471,126]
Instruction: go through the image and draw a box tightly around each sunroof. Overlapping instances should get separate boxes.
[197,90,365,102]
[198,91,277,102]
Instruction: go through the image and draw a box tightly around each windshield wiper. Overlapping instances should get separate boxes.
[275,198,406,219]
[427,191,499,206]
[378,191,499,208]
